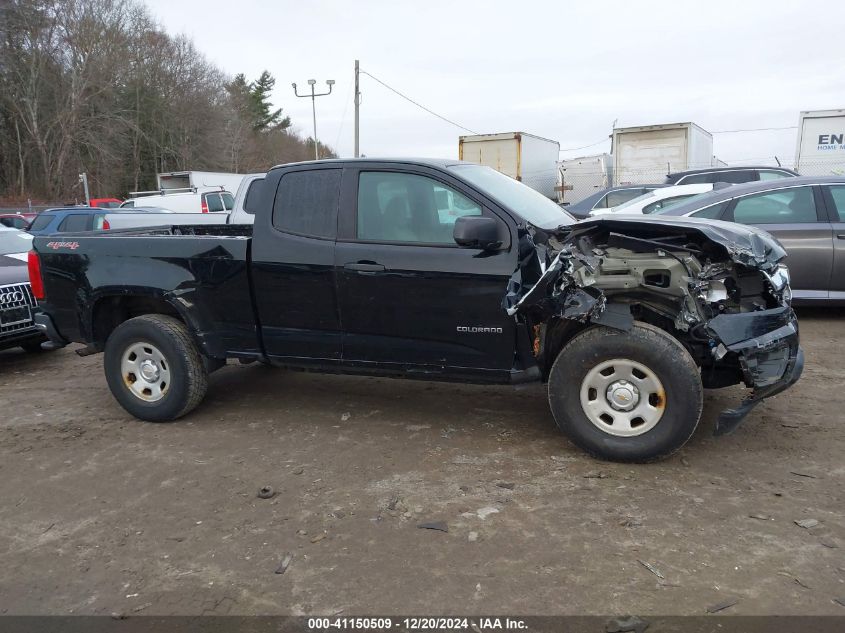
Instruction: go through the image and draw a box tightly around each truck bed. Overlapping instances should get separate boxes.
[94,223,252,238]
[33,225,257,359]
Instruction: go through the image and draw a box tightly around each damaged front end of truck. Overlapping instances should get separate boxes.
[507,216,803,435]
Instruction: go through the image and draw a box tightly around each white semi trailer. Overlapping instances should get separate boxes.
[157,171,246,194]
[612,122,714,185]
[557,153,613,205]
[794,109,845,176]
[458,132,560,199]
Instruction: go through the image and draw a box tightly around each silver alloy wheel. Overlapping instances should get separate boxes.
[121,341,171,402]
[579,358,665,437]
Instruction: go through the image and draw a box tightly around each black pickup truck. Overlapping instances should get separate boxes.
[30,158,803,462]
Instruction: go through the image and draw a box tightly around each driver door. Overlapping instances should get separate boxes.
[335,166,517,378]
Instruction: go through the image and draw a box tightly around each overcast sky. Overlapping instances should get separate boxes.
[144,0,845,166]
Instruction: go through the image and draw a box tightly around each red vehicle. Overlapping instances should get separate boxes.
[0,213,37,230]
[89,198,123,209]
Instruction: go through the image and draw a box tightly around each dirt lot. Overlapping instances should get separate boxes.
[0,308,843,616]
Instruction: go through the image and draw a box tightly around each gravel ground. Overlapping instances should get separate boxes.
[0,308,843,616]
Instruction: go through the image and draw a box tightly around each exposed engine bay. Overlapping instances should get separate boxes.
[506,216,804,435]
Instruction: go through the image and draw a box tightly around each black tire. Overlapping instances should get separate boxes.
[20,339,46,353]
[103,314,208,422]
[547,322,702,463]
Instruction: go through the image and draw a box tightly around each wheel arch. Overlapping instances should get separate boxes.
[89,291,214,357]
[536,301,702,380]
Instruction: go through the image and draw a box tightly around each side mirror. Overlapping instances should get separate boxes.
[453,216,503,250]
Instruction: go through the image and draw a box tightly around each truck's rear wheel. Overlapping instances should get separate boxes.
[547,322,702,462]
[104,314,208,422]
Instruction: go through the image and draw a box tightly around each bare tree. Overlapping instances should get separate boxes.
[0,0,336,203]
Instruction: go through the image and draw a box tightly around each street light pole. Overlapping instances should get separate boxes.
[78,172,90,206]
[354,60,360,158]
[292,79,335,160]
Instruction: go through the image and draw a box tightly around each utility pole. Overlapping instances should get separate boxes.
[354,60,360,158]
[292,79,335,160]
[78,172,90,206]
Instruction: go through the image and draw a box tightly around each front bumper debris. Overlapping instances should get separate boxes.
[706,306,804,435]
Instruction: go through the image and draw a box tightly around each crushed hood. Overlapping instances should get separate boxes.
[563,215,787,270]
[505,215,789,318]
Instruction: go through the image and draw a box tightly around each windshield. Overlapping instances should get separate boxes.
[0,229,33,256]
[449,164,573,228]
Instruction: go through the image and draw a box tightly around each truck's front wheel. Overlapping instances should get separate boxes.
[104,315,208,422]
[547,322,702,462]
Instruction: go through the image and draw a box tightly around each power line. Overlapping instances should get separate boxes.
[712,126,797,134]
[359,69,479,135]
[559,137,611,153]
[334,76,354,153]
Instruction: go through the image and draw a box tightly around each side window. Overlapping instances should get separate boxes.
[243,179,264,215]
[204,193,224,212]
[58,214,89,232]
[642,194,696,214]
[690,202,728,219]
[676,174,709,185]
[714,170,756,184]
[93,214,107,230]
[605,189,644,207]
[827,185,845,221]
[682,171,756,185]
[121,200,135,208]
[758,170,792,181]
[593,194,609,209]
[731,187,818,224]
[273,169,340,238]
[221,192,235,211]
[357,172,482,244]
[28,214,53,231]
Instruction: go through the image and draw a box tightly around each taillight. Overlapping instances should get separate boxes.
[201,198,209,213]
[102,218,111,230]
[28,250,45,300]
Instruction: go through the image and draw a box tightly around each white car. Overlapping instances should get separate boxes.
[0,225,33,262]
[588,183,718,217]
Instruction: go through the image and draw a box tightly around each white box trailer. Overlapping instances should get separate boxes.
[612,122,713,185]
[458,132,560,199]
[557,153,612,205]
[794,109,845,176]
[157,171,245,194]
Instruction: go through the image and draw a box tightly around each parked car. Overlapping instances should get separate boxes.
[564,185,669,219]
[588,183,720,216]
[26,207,111,235]
[655,176,845,304]
[120,189,234,213]
[25,207,168,235]
[0,212,37,229]
[0,227,46,352]
[665,166,799,185]
[89,197,123,208]
[32,158,801,463]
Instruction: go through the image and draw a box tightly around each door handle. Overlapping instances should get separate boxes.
[837,234,845,239]
[343,262,385,272]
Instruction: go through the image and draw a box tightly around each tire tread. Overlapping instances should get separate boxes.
[548,322,703,463]
[104,314,208,421]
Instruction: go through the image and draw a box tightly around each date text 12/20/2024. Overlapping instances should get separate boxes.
[307,618,528,631]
